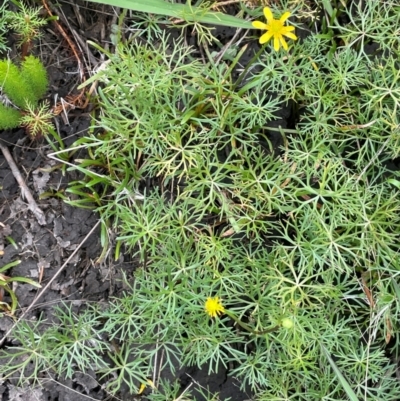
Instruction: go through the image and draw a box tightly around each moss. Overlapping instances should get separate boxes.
[0,56,48,109]
[0,102,21,129]
[20,55,48,100]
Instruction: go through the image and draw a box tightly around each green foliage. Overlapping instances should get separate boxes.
[45,305,110,378]
[20,55,48,100]
[20,101,54,138]
[0,305,106,385]
[3,0,400,399]
[0,56,51,134]
[0,59,37,108]
[0,319,51,385]
[84,0,252,29]
[0,2,50,133]
[0,260,41,316]
[0,2,8,52]
[0,1,47,51]
[6,1,47,47]
[0,102,21,129]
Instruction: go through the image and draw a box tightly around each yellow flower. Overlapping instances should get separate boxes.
[252,7,297,51]
[205,297,225,318]
[138,379,155,395]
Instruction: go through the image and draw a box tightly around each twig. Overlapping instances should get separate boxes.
[0,220,101,346]
[212,24,248,65]
[42,0,86,82]
[42,0,88,114]
[210,0,245,9]
[0,143,46,225]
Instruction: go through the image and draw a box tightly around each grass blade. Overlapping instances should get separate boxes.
[84,0,253,29]
[321,344,359,401]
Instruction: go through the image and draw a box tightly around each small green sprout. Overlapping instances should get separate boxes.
[20,101,54,139]
[6,2,47,52]
[0,56,53,137]
[0,260,41,316]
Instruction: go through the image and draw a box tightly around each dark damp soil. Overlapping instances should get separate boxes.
[0,1,273,400]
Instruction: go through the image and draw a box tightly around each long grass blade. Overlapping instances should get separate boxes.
[84,0,253,29]
[321,344,359,401]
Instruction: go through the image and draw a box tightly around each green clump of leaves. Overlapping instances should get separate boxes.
[2,0,400,400]
[50,31,400,399]
[0,103,22,129]
[0,1,51,135]
[0,1,47,52]
[6,2,47,48]
[0,56,52,135]
[19,55,49,100]
[0,3,8,52]
[0,57,41,109]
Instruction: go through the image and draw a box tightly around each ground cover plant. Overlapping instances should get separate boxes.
[0,1,54,135]
[0,55,52,133]
[1,0,400,400]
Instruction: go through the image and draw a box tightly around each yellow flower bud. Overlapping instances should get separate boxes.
[281,317,294,329]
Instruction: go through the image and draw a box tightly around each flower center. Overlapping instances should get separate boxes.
[268,19,284,34]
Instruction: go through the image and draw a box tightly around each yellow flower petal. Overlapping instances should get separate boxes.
[259,31,273,44]
[280,36,289,51]
[138,379,155,395]
[283,31,297,40]
[263,7,273,23]
[280,11,291,23]
[138,383,146,395]
[284,25,295,32]
[273,36,280,51]
[205,297,225,318]
[253,8,297,51]
[252,20,268,30]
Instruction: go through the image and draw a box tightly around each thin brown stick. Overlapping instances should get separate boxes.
[42,0,86,83]
[0,143,46,225]
[0,219,101,346]
[42,0,88,113]
[210,0,244,9]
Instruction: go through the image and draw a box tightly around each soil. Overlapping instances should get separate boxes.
[0,1,272,400]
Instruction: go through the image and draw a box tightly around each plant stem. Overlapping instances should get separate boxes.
[225,310,279,336]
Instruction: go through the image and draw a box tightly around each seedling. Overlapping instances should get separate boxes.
[0,260,41,316]
[0,2,52,136]
[1,1,48,57]
[0,55,53,137]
